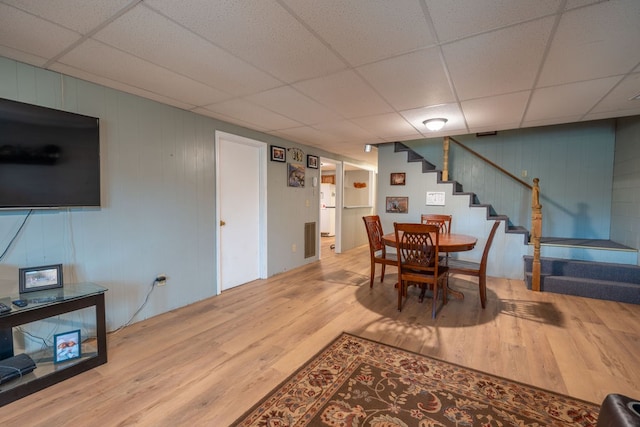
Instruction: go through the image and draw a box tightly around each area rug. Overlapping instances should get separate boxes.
[232,332,600,426]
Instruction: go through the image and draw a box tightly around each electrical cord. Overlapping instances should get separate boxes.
[110,278,160,335]
[0,209,33,262]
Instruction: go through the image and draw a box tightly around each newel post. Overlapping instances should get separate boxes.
[531,178,542,291]
[442,136,450,181]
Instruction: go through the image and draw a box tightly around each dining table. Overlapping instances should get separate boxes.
[382,231,478,300]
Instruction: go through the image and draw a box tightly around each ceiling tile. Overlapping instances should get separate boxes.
[2,0,133,34]
[93,4,281,96]
[426,0,561,43]
[281,0,435,66]
[524,76,621,123]
[294,70,392,118]
[0,3,81,59]
[147,0,346,83]
[202,98,302,130]
[350,113,421,140]
[246,86,342,125]
[538,0,640,86]
[461,91,531,129]
[271,126,339,146]
[444,16,555,100]
[591,73,640,116]
[357,47,454,111]
[312,120,377,142]
[56,39,231,106]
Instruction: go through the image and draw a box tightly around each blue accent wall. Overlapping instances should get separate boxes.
[404,121,616,239]
[611,116,640,253]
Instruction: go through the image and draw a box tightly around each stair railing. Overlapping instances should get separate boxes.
[443,136,542,291]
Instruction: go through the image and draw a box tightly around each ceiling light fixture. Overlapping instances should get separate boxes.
[423,118,448,131]
[364,144,373,152]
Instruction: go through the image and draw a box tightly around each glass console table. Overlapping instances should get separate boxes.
[0,283,107,406]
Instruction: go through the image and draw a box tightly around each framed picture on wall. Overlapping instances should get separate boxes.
[19,263,63,293]
[386,196,408,213]
[307,155,319,169]
[390,172,406,185]
[270,145,286,162]
[288,163,305,187]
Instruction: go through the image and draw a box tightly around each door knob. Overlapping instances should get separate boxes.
[220,220,226,226]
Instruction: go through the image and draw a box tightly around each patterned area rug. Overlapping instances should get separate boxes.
[232,333,600,426]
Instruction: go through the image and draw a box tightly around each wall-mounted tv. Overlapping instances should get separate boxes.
[0,98,100,210]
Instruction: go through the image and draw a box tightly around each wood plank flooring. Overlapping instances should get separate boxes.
[1,241,639,426]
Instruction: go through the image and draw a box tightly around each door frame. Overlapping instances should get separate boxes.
[214,131,267,295]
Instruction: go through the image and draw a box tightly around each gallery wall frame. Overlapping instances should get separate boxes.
[386,196,408,213]
[307,155,319,169]
[270,145,286,162]
[288,163,305,187]
[19,263,63,293]
[390,172,406,185]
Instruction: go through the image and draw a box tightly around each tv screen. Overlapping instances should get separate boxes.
[0,98,100,209]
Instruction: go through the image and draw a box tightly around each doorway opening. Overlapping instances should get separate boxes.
[319,158,341,259]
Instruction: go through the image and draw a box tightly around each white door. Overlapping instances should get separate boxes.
[216,132,266,292]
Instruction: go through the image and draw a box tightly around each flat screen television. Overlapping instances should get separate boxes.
[0,97,100,209]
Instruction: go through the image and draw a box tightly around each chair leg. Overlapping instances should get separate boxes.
[381,264,386,282]
[431,283,438,319]
[369,262,375,288]
[479,275,487,309]
[397,280,404,311]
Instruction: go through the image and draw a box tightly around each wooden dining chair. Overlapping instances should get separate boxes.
[421,214,452,265]
[362,215,397,288]
[420,214,452,234]
[448,220,500,309]
[393,222,449,318]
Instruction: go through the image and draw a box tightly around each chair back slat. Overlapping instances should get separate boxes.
[420,214,452,234]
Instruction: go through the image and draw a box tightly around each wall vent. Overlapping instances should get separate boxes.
[304,222,316,258]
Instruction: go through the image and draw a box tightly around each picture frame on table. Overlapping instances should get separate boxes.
[19,263,63,293]
[307,155,319,169]
[54,329,81,363]
[270,145,286,162]
[386,196,409,213]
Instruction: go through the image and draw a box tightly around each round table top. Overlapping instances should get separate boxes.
[383,232,477,252]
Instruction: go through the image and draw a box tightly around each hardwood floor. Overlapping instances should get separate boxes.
[1,243,639,426]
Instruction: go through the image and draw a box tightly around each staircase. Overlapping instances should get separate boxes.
[395,142,529,243]
[393,142,639,301]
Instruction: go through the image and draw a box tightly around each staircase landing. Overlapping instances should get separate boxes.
[535,238,637,265]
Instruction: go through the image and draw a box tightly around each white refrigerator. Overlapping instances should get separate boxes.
[320,183,336,236]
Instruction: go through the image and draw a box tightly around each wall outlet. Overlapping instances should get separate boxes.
[292,244,297,253]
[155,274,167,286]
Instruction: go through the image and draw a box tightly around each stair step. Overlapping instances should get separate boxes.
[524,256,640,304]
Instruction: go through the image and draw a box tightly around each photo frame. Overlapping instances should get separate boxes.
[307,155,319,169]
[386,196,409,213]
[54,329,81,363]
[288,163,305,187]
[390,172,406,185]
[270,145,286,162]
[19,263,63,293]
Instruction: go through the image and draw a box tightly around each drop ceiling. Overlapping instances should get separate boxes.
[1,0,639,164]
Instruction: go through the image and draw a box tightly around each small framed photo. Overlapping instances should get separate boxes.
[54,329,81,363]
[386,196,409,213]
[270,145,286,162]
[307,155,319,169]
[19,263,63,293]
[390,172,406,185]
